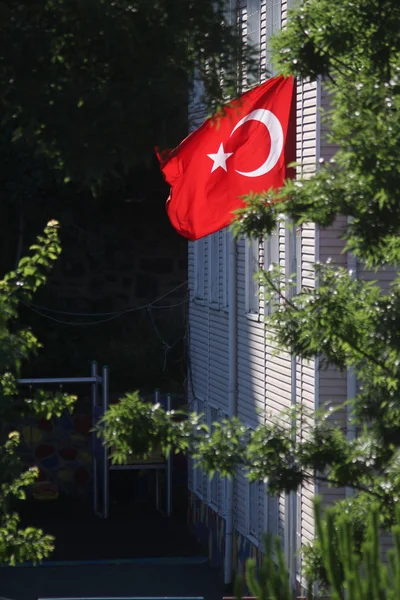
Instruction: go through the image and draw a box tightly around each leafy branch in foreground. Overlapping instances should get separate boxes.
[99,343,400,589]
[0,222,77,565]
[239,499,400,600]
[98,390,400,527]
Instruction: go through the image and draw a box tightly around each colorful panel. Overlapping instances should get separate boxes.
[2,410,93,499]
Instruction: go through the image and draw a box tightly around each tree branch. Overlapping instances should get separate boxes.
[263,272,394,377]
[315,474,386,500]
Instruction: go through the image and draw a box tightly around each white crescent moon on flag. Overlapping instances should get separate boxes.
[230,109,284,178]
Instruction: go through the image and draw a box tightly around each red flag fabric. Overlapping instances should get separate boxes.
[158,75,295,241]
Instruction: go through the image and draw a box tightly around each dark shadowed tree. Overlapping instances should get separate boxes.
[0,0,254,188]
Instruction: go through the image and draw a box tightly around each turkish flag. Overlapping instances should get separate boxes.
[158,75,295,241]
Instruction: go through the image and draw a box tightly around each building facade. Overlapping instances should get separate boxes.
[186,0,318,591]
[186,0,395,592]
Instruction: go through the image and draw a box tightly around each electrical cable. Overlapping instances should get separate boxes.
[21,280,190,389]
[26,281,188,318]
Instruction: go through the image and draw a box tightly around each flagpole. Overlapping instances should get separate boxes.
[224,229,237,586]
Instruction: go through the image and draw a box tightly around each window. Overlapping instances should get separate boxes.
[247,0,261,84]
[265,0,282,76]
[225,0,237,26]
[246,237,261,316]
[194,238,205,299]
[247,0,261,47]
[209,233,219,305]
[265,226,280,314]
[248,480,260,539]
[208,406,219,507]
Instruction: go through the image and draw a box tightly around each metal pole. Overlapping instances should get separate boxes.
[154,389,161,511]
[102,365,110,519]
[91,361,98,516]
[18,377,102,385]
[156,468,159,511]
[154,388,160,405]
[166,394,172,517]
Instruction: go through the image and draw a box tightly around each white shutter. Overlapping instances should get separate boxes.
[194,239,205,299]
[208,406,219,507]
[268,493,279,536]
[195,399,205,497]
[246,237,261,315]
[222,228,230,309]
[264,483,279,537]
[296,226,302,293]
[219,409,228,515]
[265,226,280,314]
[209,233,219,304]
[219,476,228,517]
[247,472,263,543]
[296,487,302,576]
[285,218,296,300]
[249,481,260,537]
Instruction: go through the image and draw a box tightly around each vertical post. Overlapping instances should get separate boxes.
[156,468,160,511]
[102,365,109,519]
[91,361,98,516]
[166,393,172,517]
[291,220,298,588]
[154,388,160,405]
[154,389,161,512]
[225,232,237,586]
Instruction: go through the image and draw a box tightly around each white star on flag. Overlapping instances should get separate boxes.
[207,143,233,173]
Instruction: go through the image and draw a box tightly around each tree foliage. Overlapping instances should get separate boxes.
[98,0,400,589]
[0,0,255,188]
[240,499,400,600]
[0,0,259,417]
[0,222,77,565]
